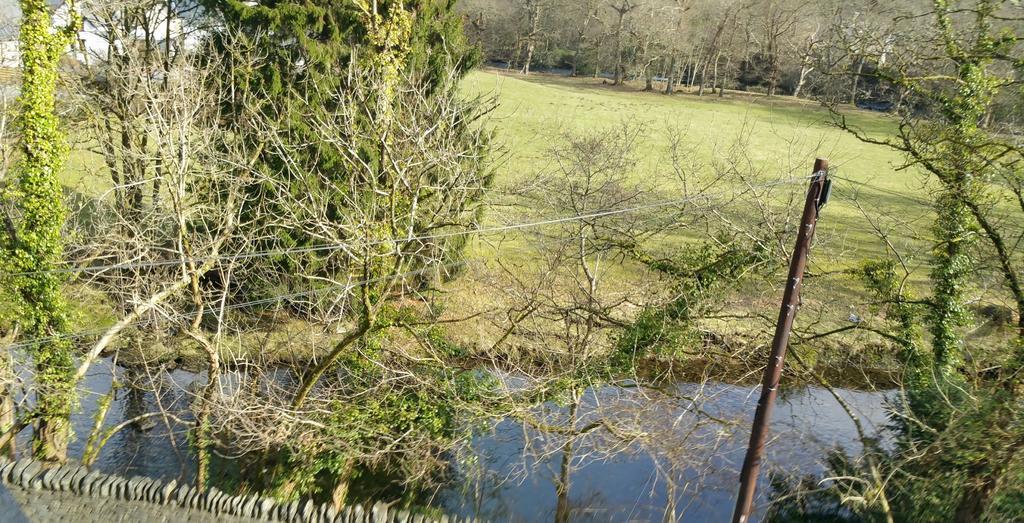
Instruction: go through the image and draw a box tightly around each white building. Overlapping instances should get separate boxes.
[0,0,195,70]
[0,3,19,69]
[0,40,17,69]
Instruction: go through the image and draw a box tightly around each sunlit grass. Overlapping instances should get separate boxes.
[56,68,1016,365]
[460,69,935,276]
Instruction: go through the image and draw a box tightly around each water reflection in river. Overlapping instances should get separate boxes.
[18,358,889,522]
[437,382,889,522]
[16,358,199,481]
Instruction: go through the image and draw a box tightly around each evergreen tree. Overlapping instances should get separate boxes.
[204,0,482,303]
[197,1,492,502]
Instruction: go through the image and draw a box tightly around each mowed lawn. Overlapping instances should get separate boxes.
[459,69,934,278]
[56,68,935,274]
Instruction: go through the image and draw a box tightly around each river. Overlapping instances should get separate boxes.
[13,358,891,522]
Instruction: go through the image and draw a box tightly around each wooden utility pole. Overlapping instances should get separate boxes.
[732,159,831,523]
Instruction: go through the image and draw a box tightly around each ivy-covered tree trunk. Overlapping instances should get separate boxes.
[929,189,974,381]
[3,0,81,462]
[922,43,995,424]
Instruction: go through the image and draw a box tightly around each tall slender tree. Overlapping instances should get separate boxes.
[519,0,543,74]
[610,0,639,85]
[2,0,82,461]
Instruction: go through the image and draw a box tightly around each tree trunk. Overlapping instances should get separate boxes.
[33,418,70,462]
[554,393,580,523]
[521,1,541,75]
[152,0,173,209]
[794,65,812,98]
[851,57,864,105]
[522,40,536,75]
[15,0,82,464]
[509,37,522,71]
[330,461,355,511]
[794,31,818,99]
[767,53,779,96]
[951,406,1023,523]
[0,345,15,459]
[712,52,721,94]
[664,56,677,94]
[194,342,219,492]
[570,43,584,77]
[701,15,728,98]
[554,436,573,523]
[720,55,731,97]
[698,59,709,96]
[570,5,594,77]
[612,16,626,85]
[953,477,997,523]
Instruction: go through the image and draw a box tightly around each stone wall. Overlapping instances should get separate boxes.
[0,457,467,523]
[3,483,257,523]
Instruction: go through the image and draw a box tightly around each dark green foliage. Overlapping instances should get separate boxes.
[203,0,483,298]
[774,2,1024,520]
[771,266,1023,521]
[227,306,496,504]
[193,0,494,502]
[767,472,863,523]
[406,0,482,91]
[768,391,1024,522]
[615,240,768,366]
[859,260,946,427]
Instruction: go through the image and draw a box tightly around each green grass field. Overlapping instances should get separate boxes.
[55,68,1010,369]
[439,70,967,371]
[459,69,935,276]
[58,68,935,273]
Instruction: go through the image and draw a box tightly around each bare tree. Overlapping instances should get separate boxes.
[455,121,814,522]
[0,56,15,459]
[610,0,640,85]
[520,0,544,75]
[661,0,694,94]
[168,64,500,504]
[791,22,821,98]
[697,3,738,96]
[758,0,802,96]
[483,125,675,522]
[570,0,602,77]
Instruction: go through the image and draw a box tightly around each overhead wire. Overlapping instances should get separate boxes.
[3,175,815,351]
[14,174,1019,362]
[832,174,1024,234]
[6,175,815,278]
[829,174,934,208]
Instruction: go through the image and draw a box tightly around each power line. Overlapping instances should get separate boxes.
[3,175,815,351]
[833,174,1024,234]
[8,176,813,278]
[830,174,934,208]
[5,182,735,351]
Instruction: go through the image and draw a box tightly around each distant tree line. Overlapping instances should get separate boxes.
[459,0,857,95]
[458,0,1019,121]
